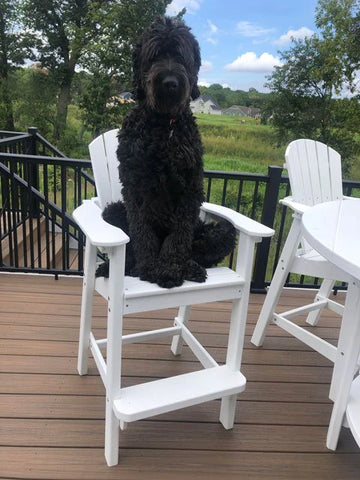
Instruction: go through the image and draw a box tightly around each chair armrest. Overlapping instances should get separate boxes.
[280,196,310,215]
[201,202,274,238]
[73,199,129,247]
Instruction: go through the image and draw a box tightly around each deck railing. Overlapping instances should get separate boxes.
[1,127,360,291]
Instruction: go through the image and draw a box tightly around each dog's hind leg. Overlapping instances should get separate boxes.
[192,219,236,268]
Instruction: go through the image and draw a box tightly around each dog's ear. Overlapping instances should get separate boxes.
[132,40,146,101]
[191,38,201,100]
[191,84,201,100]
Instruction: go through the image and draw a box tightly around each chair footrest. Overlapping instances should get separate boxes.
[113,365,246,422]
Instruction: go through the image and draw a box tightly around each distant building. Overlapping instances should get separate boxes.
[106,92,135,107]
[190,94,222,115]
[119,92,134,101]
[222,105,261,118]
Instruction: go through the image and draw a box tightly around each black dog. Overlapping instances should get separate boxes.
[97,16,235,288]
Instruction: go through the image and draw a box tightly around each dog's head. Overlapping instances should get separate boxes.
[132,16,201,116]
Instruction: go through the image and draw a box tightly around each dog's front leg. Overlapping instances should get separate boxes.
[157,218,207,288]
[126,203,161,282]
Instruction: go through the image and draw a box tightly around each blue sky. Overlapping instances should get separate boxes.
[166,0,319,92]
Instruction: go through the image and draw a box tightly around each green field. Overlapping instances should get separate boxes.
[195,114,285,174]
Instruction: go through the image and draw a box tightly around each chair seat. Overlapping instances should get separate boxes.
[113,364,246,422]
[292,249,350,281]
[96,266,244,314]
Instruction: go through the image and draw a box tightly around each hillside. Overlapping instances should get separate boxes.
[196,114,285,174]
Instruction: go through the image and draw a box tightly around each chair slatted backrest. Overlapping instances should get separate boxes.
[88,129,122,209]
[285,139,343,206]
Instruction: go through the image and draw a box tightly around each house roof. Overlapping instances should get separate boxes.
[119,91,133,100]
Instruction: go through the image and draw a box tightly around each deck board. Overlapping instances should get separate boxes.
[0,272,359,478]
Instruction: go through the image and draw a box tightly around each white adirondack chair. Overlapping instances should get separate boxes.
[73,129,274,466]
[251,139,352,400]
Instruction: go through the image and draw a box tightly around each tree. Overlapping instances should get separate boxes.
[14,65,57,137]
[264,1,360,173]
[316,0,360,93]
[265,36,339,141]
[22,0,171,141]
[79,0,171,135]
[0,0,35,130]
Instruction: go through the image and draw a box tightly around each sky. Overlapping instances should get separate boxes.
[165,0,320,92]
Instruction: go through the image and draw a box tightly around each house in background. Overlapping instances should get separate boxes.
[190,94,222,115]
[222,105,261,118]
[119,92,134,102]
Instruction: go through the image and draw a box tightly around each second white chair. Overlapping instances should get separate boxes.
[251,139,351,401]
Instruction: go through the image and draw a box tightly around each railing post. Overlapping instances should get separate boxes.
[252,165,283,292]
[26,127,40,217]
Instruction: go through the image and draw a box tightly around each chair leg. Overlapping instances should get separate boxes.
[251,217,303,346]
[104,245,126,466]
[327,280,360,449]
[77,241,97,376]
[220,234,257,429]
[220,394,238,429]
[329,279,360,402]
[306,279,335,326]
[105,399,120,466]
[171,305,192,356]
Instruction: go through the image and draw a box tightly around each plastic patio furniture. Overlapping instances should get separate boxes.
[73,129,274,466]
[251,139,351,401]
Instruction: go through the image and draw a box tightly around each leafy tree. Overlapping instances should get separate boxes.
[22,0,171,141]
[14,65,57,137]
[265,36,339,141]
[79,0,171,135]
[316,0,360,92]
[0,0,35,130]
[264,0,360,174]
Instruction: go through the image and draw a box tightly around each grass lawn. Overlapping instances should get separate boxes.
[195,114,285,174]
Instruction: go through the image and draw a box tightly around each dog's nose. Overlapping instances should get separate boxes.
[162,76,179,91]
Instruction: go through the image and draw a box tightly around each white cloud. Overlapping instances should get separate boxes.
[200,60,213,73]
[225,52,282,73]
[207,19,218,34]
[236,21,276,38]
[198,79,211,87]
[206,19,219,44]
[274,27,314,45]
[166,0,201,15]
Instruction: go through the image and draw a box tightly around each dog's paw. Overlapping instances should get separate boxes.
[155,264,185,288]
[137,264,159,283]
[185,260,207,283]
[95,261,109,278]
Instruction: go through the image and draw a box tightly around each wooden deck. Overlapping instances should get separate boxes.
[0,273,359,479]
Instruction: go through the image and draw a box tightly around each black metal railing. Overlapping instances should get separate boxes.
[0,128,95,275]
[1,128,360,291]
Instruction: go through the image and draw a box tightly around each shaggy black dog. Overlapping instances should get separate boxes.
[97,16,236,288]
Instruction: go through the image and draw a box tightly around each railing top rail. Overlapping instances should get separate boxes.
[0,133,31,146]
[0,130,27,136]
[0,152,91,168]
[35,132,68,158]
[204,169,271,181]
[0,161,79,229]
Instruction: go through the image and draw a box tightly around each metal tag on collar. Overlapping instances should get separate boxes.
[169,118,176,138]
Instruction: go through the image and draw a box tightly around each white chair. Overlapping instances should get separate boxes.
[73,129,274,466]
[251,139,351,400]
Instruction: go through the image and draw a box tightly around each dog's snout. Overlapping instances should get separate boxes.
[162,75,179,91]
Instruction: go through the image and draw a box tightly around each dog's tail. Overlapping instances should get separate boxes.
[192,219,236,268]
